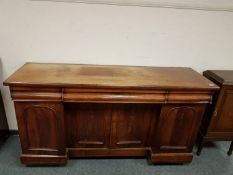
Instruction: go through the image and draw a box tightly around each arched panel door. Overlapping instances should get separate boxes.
[153,105,205,153]
[14,102,65,156]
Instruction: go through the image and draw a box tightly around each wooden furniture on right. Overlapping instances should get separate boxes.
[197,70,233,155]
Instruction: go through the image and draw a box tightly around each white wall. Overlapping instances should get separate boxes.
[1,0,233,129]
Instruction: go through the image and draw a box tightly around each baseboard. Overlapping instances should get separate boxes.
[9,130,19,135]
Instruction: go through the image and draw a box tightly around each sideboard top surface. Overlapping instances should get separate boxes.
[4,63,218,90]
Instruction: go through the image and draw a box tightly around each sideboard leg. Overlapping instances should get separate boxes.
[196,137,204,156]
[227,141,233,156]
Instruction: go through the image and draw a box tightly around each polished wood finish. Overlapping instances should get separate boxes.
[14,101,67,165]
[150,104,205,163]
[21,154,67,166]
[4,63,218,165]
[197,70,233,155]
[4,63,217,91]
[110,104,158,148]
[66,103,111,148]
[153,105,205,152]
[149,152,193,164]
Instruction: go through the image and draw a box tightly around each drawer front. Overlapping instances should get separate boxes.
[63,88,166,103]
[63,88,212,104]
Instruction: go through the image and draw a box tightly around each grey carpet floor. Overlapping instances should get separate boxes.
[0,136,233,175]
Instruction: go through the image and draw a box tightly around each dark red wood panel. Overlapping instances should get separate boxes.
[110,104,159,148]
[14,102,65,155]
[65,103,112,148]
[209,89,233,132]
[154,105,205,153]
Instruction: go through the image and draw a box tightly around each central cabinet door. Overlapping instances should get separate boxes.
[66,103,112,148]
[110,104,158,148]
[66,103,158,149]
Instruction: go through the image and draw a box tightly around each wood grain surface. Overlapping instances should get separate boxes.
[4,63,218,90]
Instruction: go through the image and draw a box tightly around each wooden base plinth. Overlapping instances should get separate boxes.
[68,148,147,157]
[20,149,194,165]
[21,154,68,166]
[149,152,193,164]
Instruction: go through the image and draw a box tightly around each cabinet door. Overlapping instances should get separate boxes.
[209,88,233,132]
[14,101,65,156]
[154,105,205,153]
[66,103,112,148]
[110,104,159,148]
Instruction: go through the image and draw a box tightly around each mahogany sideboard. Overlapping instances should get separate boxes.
[3,63,218,166]
[197,70,233,155]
